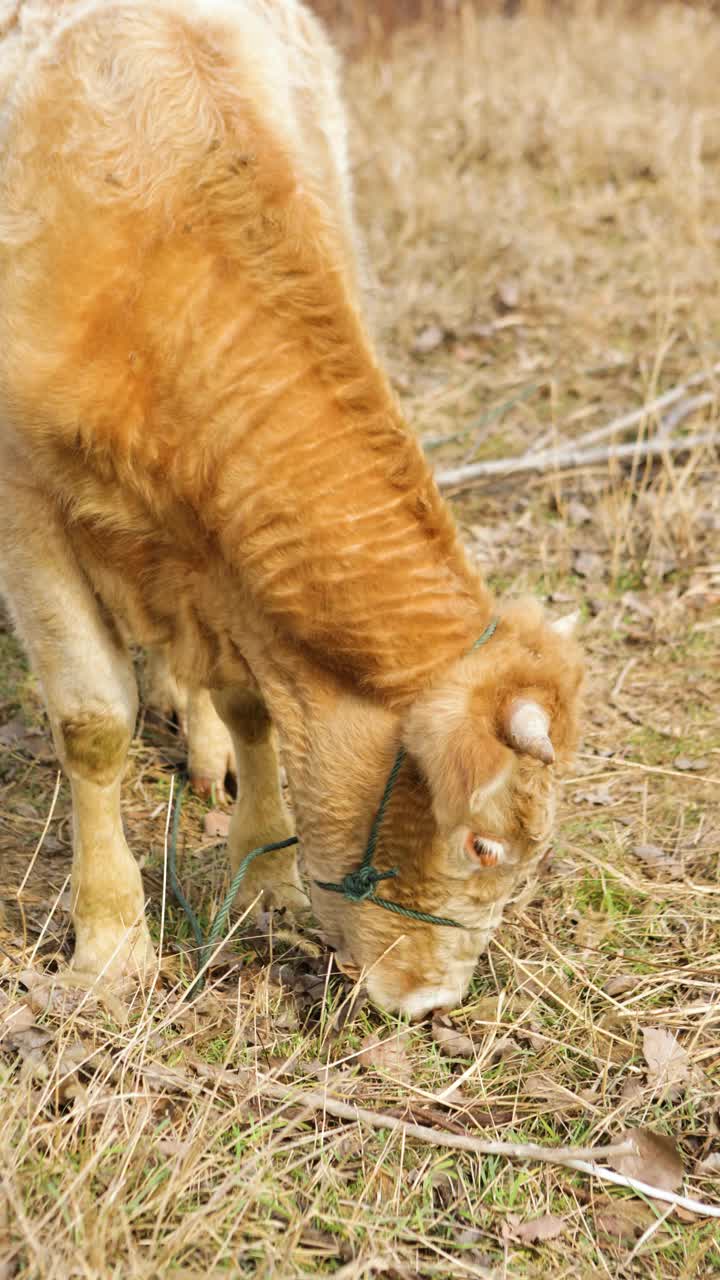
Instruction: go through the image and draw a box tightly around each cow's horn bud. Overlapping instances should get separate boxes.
[508,700,555,764]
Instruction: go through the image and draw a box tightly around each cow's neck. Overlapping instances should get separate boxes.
[200,256,493,708]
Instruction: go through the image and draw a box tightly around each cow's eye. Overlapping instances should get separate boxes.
[464,833,505,868]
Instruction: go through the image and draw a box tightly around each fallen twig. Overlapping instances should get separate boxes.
[660,391,716,436]
[435,430,718,488]
[251,1072,630,1164]
[434,361,720,486]
[189,1060,720,1217]
[532,361,720,458]
[561,1159,720,1219]
[249,1075,720,1218]
[578,751,720,786]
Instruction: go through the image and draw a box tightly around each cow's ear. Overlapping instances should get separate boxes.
[403,689,509,832]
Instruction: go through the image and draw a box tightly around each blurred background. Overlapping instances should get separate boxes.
[312,0,720,46]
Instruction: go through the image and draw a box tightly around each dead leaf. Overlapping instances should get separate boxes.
[203,810,230,839]
[674,1205,707,1223]
[622,591,654,620]
[0,718,53,760]
[574,784,614,807]
[609,1126,684,1191]
[697,1153,720,1177]
[525,1072,594,1113]
[469,995,501,1024]
[619,1078,644,1105]
[493,278,520,312]
[431,1020,474,1059]
[603,974,641,997]
[594,1197,656,1244]
[0,999,36,1036]
[53,1040,93,1105]
[642,1026,690,1098]
[5,1019,53,1081]
[490,1035,522,1063]
[412,324,447,356]
[454,343,478,363]
[633,842,667,866]
[573,550,605,580]
[504,1212,566,1244]
[357,1028,413,1080]
[566,499,593,526]
[674,756,709,772]
[456,1226,484,1246]
[157,1137,191,1159]
[574,909,612,949]
[633,844,682,878]
[513,966,578,1010]
[13,801,39,820]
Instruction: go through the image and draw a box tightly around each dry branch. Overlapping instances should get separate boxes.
[435,430,718,488]
[248,1073,720,1218]
[434,362,720,488]
[535,361,720,456]
[660,391,716,436]
[189,1060,720,1219]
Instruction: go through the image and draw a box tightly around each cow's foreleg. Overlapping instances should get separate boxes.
[211,687,308,920]
[0,490,154,980]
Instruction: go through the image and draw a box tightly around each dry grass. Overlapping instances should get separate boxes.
[1,4,719,1276]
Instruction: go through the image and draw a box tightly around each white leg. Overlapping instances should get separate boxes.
[211,687,307,919]
[0,486,154,979]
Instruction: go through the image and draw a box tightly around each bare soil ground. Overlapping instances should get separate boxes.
[1,4,719,1276]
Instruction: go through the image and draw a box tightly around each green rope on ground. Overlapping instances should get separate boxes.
[167,617,499,994]
[188,833,299,997]
[167,781,299,996]
[166,779,204,955]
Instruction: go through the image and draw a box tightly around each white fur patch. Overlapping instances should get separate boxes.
[394,985,464,1019]
[469,762,510,814]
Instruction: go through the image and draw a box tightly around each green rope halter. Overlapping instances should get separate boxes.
[314,615,498,928]
[168,616,498,992]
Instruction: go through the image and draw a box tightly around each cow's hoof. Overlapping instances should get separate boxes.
[234,876,311,928]
[189,770,235,806]
[71,922,157,984]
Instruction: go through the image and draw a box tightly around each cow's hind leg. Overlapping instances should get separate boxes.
[186,688,235,805]
[0,489,154,979]
[144,650,235,803]
[211,687,308,920]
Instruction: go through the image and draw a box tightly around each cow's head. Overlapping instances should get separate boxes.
[311,600,583,1016]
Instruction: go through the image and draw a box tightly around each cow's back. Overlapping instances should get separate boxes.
[0,0,368,680]
[0,0,358,459]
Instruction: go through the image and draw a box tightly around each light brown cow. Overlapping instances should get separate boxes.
[0,0,583,1016]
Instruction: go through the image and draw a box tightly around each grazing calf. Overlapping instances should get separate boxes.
[0,0,583,1015]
